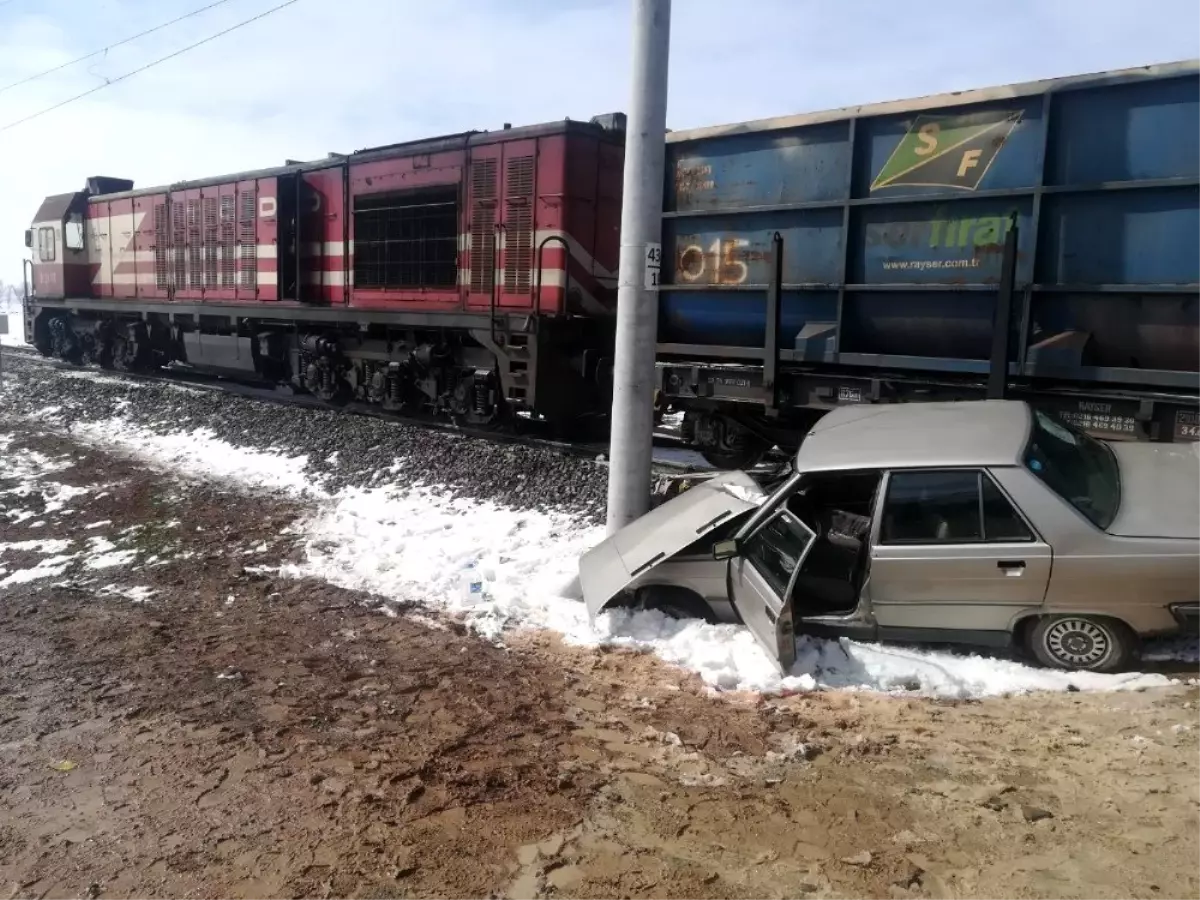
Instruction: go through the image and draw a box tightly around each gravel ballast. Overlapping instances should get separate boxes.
[0,350,617,520]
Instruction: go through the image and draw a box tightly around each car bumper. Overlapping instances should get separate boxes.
[1170,603,1200,634]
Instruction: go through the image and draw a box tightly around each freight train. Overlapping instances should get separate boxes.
[22,60,1200,467]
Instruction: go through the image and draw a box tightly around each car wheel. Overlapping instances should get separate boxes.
[635,586,718,624]
[1028,615,1135,673]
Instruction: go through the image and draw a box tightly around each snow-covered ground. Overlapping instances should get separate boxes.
[1,309,25,347]
[7,412,1195,700]
[0,433,155,592]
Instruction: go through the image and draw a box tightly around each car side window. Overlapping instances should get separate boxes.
[743,511,815,597]
[882,471,981,543]
[881,470,1033,544]
[981,474,1033,541]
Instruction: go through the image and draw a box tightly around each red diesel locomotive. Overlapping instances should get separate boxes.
[23,114,627,430]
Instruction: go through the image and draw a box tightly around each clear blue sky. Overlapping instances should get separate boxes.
[0,0,1197,284]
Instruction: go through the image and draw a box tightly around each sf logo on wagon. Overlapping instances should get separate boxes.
[871,108,1022,192]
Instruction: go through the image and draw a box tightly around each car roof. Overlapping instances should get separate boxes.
[795,400,1033,473]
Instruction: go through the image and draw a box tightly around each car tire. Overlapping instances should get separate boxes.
[1028,615,1136,673]
[635,586,718,624]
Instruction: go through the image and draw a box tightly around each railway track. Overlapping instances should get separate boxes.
[3,344,738,475]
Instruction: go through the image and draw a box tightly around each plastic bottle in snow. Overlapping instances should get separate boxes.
[460,561,489,606]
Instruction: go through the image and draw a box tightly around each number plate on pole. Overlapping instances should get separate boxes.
[643,242,662,291]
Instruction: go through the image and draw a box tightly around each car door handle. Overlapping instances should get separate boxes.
[997,559,1026,576]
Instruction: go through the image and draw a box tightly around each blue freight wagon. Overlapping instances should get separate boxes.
[656,60,1200,468]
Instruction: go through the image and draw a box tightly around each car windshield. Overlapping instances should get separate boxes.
[1023,409,1120,529]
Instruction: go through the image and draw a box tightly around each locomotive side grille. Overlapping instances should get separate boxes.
[352,186,459,290]
[239,191,256,289]
[186,200,202,288]
[504,155,534,293]
[203,197,218,288]
[469,158,498,294]
[219,196,236,287]
[153,202,168,290]
[171,201,186,289]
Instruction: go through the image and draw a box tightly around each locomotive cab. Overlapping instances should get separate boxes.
[29,192,89,301]
[28,177,135,303]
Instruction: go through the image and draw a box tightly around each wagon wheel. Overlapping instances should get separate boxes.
[700,438,769,471]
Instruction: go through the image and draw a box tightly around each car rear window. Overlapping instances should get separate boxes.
[1023,409,1120,530]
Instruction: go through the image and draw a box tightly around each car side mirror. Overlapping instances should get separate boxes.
[712,538,739,560]
[24,229,32,249]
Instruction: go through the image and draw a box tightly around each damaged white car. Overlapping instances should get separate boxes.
[581,400,1199,673]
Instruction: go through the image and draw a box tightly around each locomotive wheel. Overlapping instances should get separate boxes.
[315,384,352,407]
[110,335,134,372]
[96,339,116,370]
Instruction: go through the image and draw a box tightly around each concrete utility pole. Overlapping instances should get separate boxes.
[606,0,671,535]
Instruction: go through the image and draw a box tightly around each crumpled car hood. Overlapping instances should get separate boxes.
[579,471,766,618]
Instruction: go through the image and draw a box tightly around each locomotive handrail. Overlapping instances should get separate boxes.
[490,222,506,345]
[763,232,783,410]
[534,235,570,318]
[294,172,303,303]
[986,212,1021,401]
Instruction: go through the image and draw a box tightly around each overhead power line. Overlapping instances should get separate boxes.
[1,0,303,133]
[0,0,239,96]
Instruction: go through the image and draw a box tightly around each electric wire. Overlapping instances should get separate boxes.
[0,0,240,96]
[0,0,303,132]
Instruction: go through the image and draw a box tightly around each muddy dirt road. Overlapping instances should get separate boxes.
[2,426,1198,900]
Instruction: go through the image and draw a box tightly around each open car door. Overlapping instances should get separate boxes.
[728,509,819,672]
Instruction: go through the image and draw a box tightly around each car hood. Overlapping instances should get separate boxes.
[579,470,766,619]
[1106,441,1200,539]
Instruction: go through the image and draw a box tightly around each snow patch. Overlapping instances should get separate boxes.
[0,438,94,519]
[81,535,138,570]
[280,482,603,642]
[59,370,153,389]
[43,483,91,514]
[0,538,73,556]
[85,549,138,570]
[98,584,156,603]
[87,536,117,554]
[71,419,319,496]
[0,310,25,347]
[0,553,77,587]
